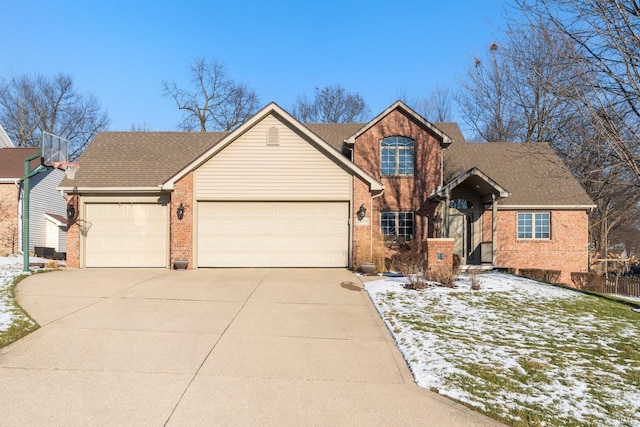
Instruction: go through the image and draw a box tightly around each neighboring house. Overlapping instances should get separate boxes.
[0,125,14,148]
[0,147,68,256]
[59,101,594,284]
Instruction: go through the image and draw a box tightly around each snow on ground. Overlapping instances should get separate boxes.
[0,255,57,332]
[366,272,640,427]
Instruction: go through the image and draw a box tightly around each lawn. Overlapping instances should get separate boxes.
[0,256,40,348]
[365,272,640,427]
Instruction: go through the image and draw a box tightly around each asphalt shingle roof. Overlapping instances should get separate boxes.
[444,141,594,206]
[62,132,227,188]
[0,147,42,179]
[63,121,593,208]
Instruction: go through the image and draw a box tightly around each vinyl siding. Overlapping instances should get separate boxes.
[26,169,67,251]
[195,114,351,200]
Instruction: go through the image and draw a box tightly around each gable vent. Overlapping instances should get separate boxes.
[267,126,279,146]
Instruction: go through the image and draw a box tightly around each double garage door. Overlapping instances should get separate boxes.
[85,201,349,268]
[198,202,349,267]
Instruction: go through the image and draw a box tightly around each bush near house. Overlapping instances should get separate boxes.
[518,268,561,284]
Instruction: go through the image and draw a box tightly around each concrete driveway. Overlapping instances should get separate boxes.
[0,268,502,426]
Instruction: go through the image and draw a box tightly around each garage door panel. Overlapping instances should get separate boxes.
[85,203,167,267]
[198,202,348,267]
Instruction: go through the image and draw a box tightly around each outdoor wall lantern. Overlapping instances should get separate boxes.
[67,204,75,220]
[176,203,185,220]
[357,204,367,221]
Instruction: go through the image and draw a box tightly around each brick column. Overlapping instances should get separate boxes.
[425,238,454,273]
[170,173,193,269]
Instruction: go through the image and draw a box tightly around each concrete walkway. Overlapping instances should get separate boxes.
[1,268,503,426]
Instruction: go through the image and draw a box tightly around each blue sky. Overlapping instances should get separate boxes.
[2,1,508,132]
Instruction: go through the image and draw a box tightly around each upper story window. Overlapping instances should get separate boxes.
[381,136,414,175]
[517,212,550,239]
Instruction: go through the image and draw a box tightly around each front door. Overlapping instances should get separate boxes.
[448,199,479,265]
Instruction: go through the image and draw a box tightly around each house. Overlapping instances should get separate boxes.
[59,101,594,284]
[0,147,69,256]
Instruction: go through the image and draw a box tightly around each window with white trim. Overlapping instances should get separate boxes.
[517,212,550,239]
[381,136,414,175]
[381,211,414,241]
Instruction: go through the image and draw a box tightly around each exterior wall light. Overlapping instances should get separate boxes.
[357,204,367,221]
[176,203,185,220]
[67,204,76,220]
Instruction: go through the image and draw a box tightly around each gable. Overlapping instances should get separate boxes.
[195,113,352,200]
[346,101,453,147]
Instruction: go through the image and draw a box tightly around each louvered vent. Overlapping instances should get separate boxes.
[267,126,279,146]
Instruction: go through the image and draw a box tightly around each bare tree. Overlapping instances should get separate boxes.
[518,0,640,186]
[0,73,110,160]
[458,19,580,143]
[291,85,370,123]
[412,86,454,122]
[162,58,260,132]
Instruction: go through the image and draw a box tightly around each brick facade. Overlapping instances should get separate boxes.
[496,210,590,284]
[170,172,193,269]
[352,109,442,267]
[65,193,81,268]
[0,183,19,255]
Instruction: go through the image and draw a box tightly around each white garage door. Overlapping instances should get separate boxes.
[198,202,348,267]
[85,203,168,267]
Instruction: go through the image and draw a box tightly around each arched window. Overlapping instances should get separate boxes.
[381,136,414,175]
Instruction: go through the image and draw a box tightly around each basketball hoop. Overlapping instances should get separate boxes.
[53,162,79,180]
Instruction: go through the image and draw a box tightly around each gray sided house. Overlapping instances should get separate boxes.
[23,168,68,254]
[0,147,67,256]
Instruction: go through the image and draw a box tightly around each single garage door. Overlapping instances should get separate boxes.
[85,203,168,267]
[198,202,348,267]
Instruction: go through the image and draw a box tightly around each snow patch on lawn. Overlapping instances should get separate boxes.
[365,272,640,426]
[1,255,53,332]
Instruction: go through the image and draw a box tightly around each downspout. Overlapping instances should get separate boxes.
[492,193,498,265]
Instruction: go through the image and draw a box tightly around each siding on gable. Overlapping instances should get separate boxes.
[195,114,352,201]
[27,169,67,251]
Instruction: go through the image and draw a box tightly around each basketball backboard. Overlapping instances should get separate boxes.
[42,131,68,166]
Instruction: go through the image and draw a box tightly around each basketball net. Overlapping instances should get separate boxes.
[52,162,79,180]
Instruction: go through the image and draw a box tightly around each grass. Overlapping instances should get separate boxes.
[368,273,640,427]
[0,273,39,349]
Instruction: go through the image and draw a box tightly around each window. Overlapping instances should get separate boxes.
[381,136,414,175]
[517,212,550,239]
[381,212,414,241]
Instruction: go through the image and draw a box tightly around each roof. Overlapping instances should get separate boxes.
[444,142,594,207]
[304,121,464,153]
[64,103,384,193]
[432,167,510,199]
[163,102,383,192]
[305,123,364,152]
[0,147,42,179]
[60,132,227,188]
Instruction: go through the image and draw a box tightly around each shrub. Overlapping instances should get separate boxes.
[469,270,481,290]
[519,268,561,284]
[392,252,425,279]
[571,272,604,292]
[452,254,461,275]
[427,266,455,288]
